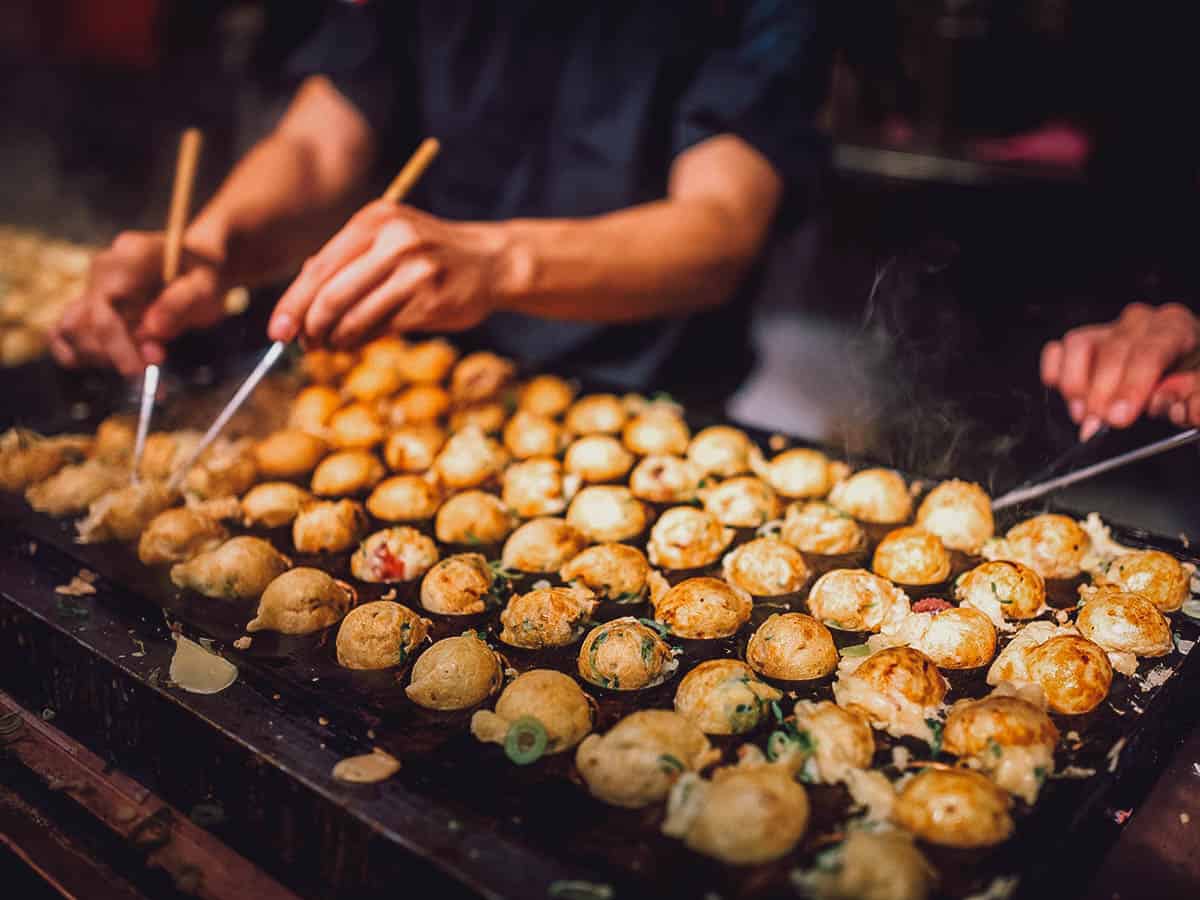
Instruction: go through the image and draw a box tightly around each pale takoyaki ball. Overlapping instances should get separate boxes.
[789,700,874,782]
[560,543,650,602]
[26,459,125,516]
[872,526,951,586]
[986,623,1113,715]
[894,768,1013,849]
[183,439,258,501]
[806,569,911,632]
[93,414,137,463]
[383,423,446,472]
[432,427,509,491]
[471,669,593,754]
[351,527,440,584]
[253,429,327,479]
[449,351,516,404]
[326,401,386,450]
[915,479,994,554]
[420,553,495,616]
[76,481,175,544]
[366,475,441,522]
[652,576,752,640]
[888,605,997,670]
[780,501,867,556]
[241,482,311,528]
[828,468,912,525]
[564,393,627,435]
[745,613,837,680]
[335,600,430,670]
[752,448,849,500]
[955,560,1046,626]
[292,499,368,554]
[518,374,576,418]
[578,617,676,690]
[576,710,716,808]
[647,506,735,570]
[498,585,598,649]
[674,659,783,735]
[310,450,384,497]
[389,384,451,425]
[342,361,402,403]
[170,536,290,600]
[0,430,90,491]
[246,567,356,635]
[0,324,46,366]
[702,476,781,529]
[435,490,516,545]
[991,513,1090,581]
[685,426,754,478]
[943,695,1058,804]
[359,334,408,371]
[802,830,935,900]
[722,538,809,597]
[406,632,503,710]
[398,337,459,384]
[663,765,810,865]
[503,411,564,459]
[137,430,200,482]
[566,485,647,543]
[622,408,691,456]
[288,385,343,436]
[1076,590,1172,661]
[1094,549,1191,613]
[448,402,508,435]
[629,455,704,504]
[502,457,568,518]
[137,508,228,565]
[300,348,356,384]
[832,647,948,742]
[501,517,589,573]
[563,434,634,483]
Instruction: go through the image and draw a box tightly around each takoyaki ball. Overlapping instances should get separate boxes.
[663,764,810,865]
[0,430,91,491]
[382,423,445,472]
[576,710,717,808]
[674,659,783,735]
[136,430,200,482]
[872,526,951,586]
[343,362,402,403]
[987,624,1113,715]
[432,426,508,491]
[359,335,408,371]
[989,513,1090,581]
[76,481,175,544]
[471,669,593,755]
[578,617,676,690]
[832,647,948,742]
[300,348,355,384]
[828,468,912,525]
[501,517,589,573]
[326,402,386,449]
[335,600,430,670]
[916,479,994,554]
[887,605,998,670]
[169,536,290,600]
[1094,549,1191,613]
[894,768,1013,849]
[686,426,754,479]
[802,830,935,900]
[435,490,516,545]
[651,576,752,640]
[241,482,312,528]
[566,485,647,543]
[351,526,439,583]
[647,506,735,570]
[93,415,136,462]
[629,455,705,504]
[449,402,508,435]
[745,613,837,680]
[183,439,258,501]
[502,411,564,459]
[943,695,1058,804]
[722,538,809,597]
[254,429,327,479]
[622,408,691,457]
[0,325,46,366]
[985,620,1072,686]
[789,700,874,782]
[366,475,441,522]
[137,508,228,565]
[1076,590,1171,668]
[498,585,598,649]
[310,449,384,497]
[806,569,911,632]
[398,337,459,384]
[420,553,495,616]
[780,501,867,556]
[389,384,451,424]
[449,351,516,405]
[560,543,650,603]
[292,499,368,554]
[564,434,634,483]
[751,447,849,500]
[502,457,569,518]
[406,632,503,710]
[701,476,781,529]
[564,393,627,435]
[288,385,343,436]
[955,560,1046,627]
[517,374,576,418]
[26,459,125,516]
[246,567,355,635]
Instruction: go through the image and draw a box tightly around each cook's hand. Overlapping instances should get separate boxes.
[1040,302,1200,439]
[268,201,509,348]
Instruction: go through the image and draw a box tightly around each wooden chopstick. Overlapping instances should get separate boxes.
[162,128,203,283]
[382,138,440,204]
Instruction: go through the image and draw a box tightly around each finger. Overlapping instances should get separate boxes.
[1150,372,1200,417]
[139,269,222,343]
[1170,402,1187,426]
[1084,338,1134,420]
[140,341,167,366]
[1188,393,1200,428]
[1040,340,1064,386]
[49,333,79,368]
[1058,326,1103,419]
[327,255,438,348]
[92,302,145,377]
[302,245,407,346]
[1104,338,1188,427]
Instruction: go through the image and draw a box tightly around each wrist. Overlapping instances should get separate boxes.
[183,215,230,273]
[490,221,538,309]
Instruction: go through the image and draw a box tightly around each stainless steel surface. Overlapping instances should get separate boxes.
[129,364,159,484]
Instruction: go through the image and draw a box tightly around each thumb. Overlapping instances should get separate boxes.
[1148,371,1200,417]
[137,268,223,344]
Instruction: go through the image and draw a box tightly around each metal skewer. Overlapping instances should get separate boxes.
[130,364,160,483]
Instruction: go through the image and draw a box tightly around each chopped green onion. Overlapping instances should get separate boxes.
[770,700,784,722]
[840,643,871,657]
[1182,598,1200,621]
[504,716,548,766]
[658,753,685,774]
[925,718,944,756]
